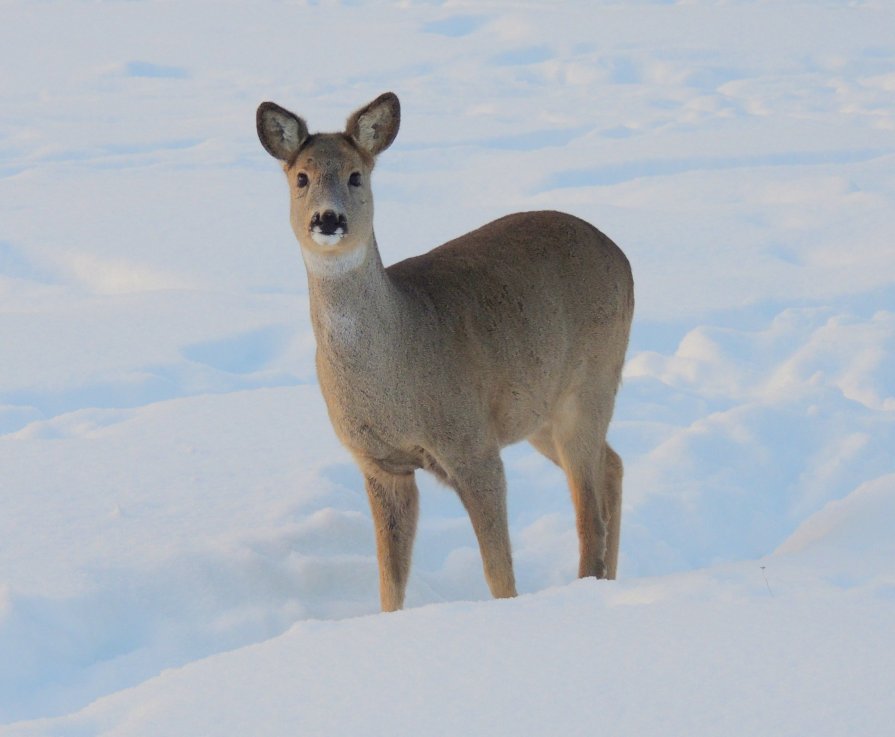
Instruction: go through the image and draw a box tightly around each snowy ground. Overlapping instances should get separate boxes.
[2,1,894,733]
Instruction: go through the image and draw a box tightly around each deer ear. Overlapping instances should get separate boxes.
[257,102,309,161]
[346,92,400,157]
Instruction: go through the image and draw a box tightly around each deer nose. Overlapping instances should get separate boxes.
[311,210,348,236]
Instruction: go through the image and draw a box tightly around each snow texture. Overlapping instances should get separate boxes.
[1,1,893,734]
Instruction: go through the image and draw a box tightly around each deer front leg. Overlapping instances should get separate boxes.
[364,469,420,612]
[445,451,517,599]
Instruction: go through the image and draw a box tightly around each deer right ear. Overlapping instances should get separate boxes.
[257,102,309,161]
[346,92,400,157]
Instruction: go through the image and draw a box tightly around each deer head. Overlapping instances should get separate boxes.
[257,93,400,276]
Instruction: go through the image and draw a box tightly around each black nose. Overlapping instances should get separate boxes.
[312,210,347,236]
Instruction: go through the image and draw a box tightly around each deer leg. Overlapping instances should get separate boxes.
[559,441,622,580]
[532,424,621,577]
[364,470,420,612]
[444,452,517,599]
[602,444,623,579]
[550,411,613,580]
[563,451,608,579]
[553,386,623,581]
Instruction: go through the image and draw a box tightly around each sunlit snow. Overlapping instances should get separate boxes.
[1,1,893,734]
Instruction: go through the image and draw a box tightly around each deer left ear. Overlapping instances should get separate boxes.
[346,92,401,157]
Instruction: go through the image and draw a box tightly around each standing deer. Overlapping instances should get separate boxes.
[257,92,634,612]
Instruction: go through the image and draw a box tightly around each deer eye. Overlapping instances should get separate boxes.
[348,172,362,187]
[296,172,309,188]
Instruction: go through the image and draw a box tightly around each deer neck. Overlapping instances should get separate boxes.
[305,234,402,358]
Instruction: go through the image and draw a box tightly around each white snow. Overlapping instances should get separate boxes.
[2,1,893,734]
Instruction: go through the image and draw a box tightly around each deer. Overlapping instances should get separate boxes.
[256,92,634,612]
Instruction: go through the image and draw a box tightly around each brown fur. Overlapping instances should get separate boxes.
[257,93,634,611]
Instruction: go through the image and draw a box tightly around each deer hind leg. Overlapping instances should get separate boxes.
[602,444,623,579]
[440,450,517,599]
[364,469,420,612]
[563,440,623,580]
[561,444,608,579]
[549,389,624,580]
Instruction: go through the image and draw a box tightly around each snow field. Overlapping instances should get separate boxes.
[1,0,893,732]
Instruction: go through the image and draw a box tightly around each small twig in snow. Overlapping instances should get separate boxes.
[760,565,774,597]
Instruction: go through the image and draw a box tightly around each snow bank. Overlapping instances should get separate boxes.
[8,546,894,737]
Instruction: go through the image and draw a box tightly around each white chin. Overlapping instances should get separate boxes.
[311,232,345,247]
[302,239,367,277]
